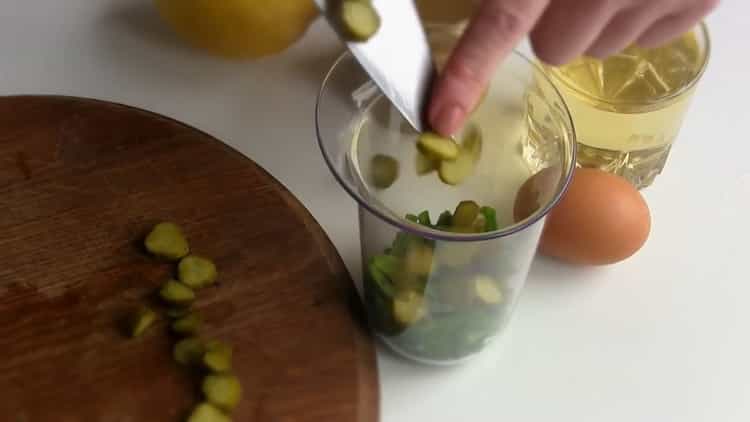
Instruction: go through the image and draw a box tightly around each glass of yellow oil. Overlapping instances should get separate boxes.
[542,24,711,189]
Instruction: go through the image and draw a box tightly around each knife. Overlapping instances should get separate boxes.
[314,0,436,133]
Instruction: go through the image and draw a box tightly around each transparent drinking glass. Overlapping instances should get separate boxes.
[542,23,711,189]
[315,50,577,365]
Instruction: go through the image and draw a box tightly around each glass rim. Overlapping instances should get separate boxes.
[544,22,711,110]
[314,49,578,242]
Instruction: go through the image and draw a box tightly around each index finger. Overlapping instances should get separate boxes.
[427,0,549,136]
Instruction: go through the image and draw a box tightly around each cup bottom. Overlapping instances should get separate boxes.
[378,334,491,366]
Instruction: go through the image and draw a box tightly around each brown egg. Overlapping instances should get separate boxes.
[514,168,651,266]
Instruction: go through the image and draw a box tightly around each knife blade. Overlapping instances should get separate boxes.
[315,0,436,133]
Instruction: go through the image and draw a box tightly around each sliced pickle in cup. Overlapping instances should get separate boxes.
[417,132,460,160]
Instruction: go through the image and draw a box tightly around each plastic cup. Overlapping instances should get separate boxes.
[315,50,576,365]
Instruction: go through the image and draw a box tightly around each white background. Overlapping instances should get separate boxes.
[1,1,747,421]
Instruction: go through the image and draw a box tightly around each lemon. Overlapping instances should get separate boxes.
[155,0,319,59]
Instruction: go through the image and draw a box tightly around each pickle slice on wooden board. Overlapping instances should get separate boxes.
[179,255,218,289]
[144,222,189,260]
[165,306,192,319]
[203,340,233,373]
[173,337,206,366]
[171,313,202,336]
[159,280,195,305]
[202,374,243,411]
[128,306,157,338]
[187,402,231,422]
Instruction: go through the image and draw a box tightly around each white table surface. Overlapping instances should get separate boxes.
[2,1,748,421]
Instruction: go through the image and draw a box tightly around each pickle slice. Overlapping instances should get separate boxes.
[203,340,233,372]
[129,306,157,338]
[415,150,438,175]
[144,222,189,261]
[173,337,206,366]
[403,242,434,277]
[453,201,480,228]
[159,280,195,305]
[339,0,381,42]
[474,276,503,305]
[179,255,218,289]
[471,214,487,233]
[438,149,474,185]
[171,313,202,335]
[436,126,482,186]
[187,402,230,422]
[370,154,399,189]
[165,306,192,319]
[202,374,242,411]
[392,268,426,293]
[392,290,427,326]
[417,132,460,160]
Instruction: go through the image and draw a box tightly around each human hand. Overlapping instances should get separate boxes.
[427,0,719,136]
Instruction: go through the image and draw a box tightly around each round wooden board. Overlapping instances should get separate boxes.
[0,96,379,422]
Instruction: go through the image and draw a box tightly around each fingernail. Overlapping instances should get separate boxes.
[432,104,464,136]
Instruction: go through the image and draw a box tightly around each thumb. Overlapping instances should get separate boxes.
[427,0,548,136]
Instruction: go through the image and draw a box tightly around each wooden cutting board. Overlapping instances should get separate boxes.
[0,96,379,422]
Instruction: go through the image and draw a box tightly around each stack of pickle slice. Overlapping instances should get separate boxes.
[364,201,508,362]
